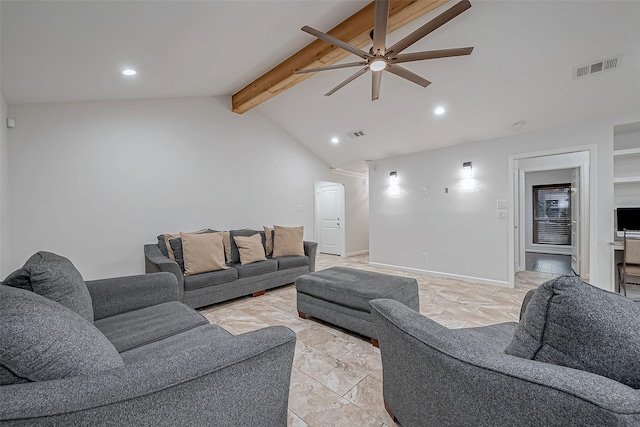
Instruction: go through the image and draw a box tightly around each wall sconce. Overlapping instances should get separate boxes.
[462,162,472,179]
[389,171,398,186]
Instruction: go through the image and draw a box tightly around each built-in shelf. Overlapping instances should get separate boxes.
[614,176,640,184]
[614,148,640,156]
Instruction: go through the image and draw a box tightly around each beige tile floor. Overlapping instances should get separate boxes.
[198,253,558,427]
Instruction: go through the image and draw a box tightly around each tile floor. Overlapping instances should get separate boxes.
[198,254,558,427]
[525,252,574,275]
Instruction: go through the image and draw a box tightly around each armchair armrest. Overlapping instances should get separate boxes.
[370,299,640,427]
[144,244,184,287]
[519,289,536,320]
[86,272,179,321]
[304,241,318,272]
[0,326,296,426]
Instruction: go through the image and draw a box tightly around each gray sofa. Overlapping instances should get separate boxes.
[1,251,296,426]
[145,230,317,309]
[370,275,640,426]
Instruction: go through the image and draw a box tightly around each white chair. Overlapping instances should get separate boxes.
[618,229,640,296]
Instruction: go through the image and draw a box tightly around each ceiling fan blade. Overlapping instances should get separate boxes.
[294,61,368,74]
[372,0,390,55]
[391,47,474,64]
[385,0,471,56]
[325,67,369,96]
[385,64,431,88]
[372,70,382,101]
[302,26,371,60]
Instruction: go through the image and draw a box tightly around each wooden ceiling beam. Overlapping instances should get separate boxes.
[231,0,450,114]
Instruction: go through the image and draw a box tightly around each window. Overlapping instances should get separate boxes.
[533,184,572,245]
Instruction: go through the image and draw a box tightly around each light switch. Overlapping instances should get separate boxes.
[497,210,507,219]
[497,199,507,209]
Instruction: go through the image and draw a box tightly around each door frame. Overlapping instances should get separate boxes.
[315,180,346,257]
[508,145,596,287]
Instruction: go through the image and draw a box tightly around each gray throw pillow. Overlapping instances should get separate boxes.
[505,275,640,389]
[156,234,169,257]
[0,285,124,385]
[2,251,94,322]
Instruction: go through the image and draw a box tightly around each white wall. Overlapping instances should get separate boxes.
[369,113,640,289]
[0,93,8,277]
[524,169,573,255]
[6,96,366,279]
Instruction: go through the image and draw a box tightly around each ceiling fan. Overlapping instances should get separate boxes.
[294,0,473,101]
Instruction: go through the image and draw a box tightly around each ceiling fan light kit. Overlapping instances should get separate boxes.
[295,0,474,101]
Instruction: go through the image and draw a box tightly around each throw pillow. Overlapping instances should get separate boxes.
[169,229,216,271]
[222,231,232,263]
[505,275,640,389]
[234,234,267,265]
[156,235,169,257]
[181,232,228,275]
[272,225,304,257]
[264,226,274,256]
[0,285,124,385]
[163,233,181,260]
[2,251,94,322]
[229,229,266,264]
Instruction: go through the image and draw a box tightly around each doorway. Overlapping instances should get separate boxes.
[509,148,593,286]
[315,181,345,256]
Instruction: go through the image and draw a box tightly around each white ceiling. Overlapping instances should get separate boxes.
[2,1,639,173]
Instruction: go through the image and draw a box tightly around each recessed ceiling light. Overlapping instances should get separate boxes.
[122,69,137,76]
[331,137,339,144]
[434,106,445,115]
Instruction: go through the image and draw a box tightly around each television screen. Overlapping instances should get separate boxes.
[617,208,640,232]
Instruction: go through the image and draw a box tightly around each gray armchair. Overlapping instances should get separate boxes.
[370,286,640,426]
[1,252,296,426]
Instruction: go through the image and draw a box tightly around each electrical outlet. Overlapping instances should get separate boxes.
[422,253,428,262]
[422,188,427,196]
[296,205,303,212]
[496,209,507,219]
[497,199,508,209]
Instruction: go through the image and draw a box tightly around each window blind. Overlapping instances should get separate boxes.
[533,184,572,245]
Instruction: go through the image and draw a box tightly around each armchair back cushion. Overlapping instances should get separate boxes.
[505,275,640,389]
[0,285,124,385]
[2,251,93,322]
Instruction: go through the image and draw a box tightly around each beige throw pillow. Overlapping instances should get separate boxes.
[181,232,228,275]
[233,234,267,265]
[264,226,274,256]
[272,225,304,257]
[163,233,181,260]
[222,231,232,263]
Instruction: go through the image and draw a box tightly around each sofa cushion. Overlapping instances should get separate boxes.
[0,285,123,385]
[169,229,216,271]
[120,324,233,364]
[276,255,310,271]
[3,251,94,322]
[183,267,238,292]
[272,225,304,257]
[231,259,278,279]
[95,301,209,352]
[229,229,266,264]
[181,231,228,275]
[505,275,640,389]
[234,233,267,265]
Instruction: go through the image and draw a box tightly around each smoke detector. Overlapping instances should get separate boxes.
[573,55,622,80]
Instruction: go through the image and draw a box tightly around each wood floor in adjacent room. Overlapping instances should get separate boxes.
[198,253,556,427]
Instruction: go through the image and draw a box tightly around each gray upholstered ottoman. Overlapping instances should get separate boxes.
[295,267,419,346]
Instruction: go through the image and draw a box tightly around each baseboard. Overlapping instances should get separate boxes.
[368,262,512,288]
[345,250,369,257]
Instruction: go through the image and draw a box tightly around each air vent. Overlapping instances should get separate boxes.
[347,130,366,139]
[573,55,622,80]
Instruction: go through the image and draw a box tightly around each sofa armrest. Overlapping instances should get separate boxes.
[0,326,296,426]
[86,272,179,321]
[304,241,318,272]
[370,299,640,427]
[144,244,183,284]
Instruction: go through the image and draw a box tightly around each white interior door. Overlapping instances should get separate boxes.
[316,183,345,256]
[571,167,580,275]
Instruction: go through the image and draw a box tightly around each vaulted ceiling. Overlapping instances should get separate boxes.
[2,1,639,172]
